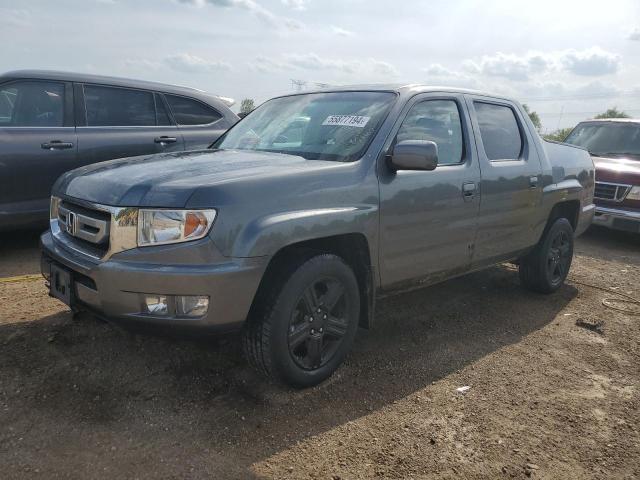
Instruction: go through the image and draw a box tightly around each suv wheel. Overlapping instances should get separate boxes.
[519,217,574,294]
[243,253,360,388]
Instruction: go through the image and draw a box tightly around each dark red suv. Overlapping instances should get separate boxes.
[565,119,640,233]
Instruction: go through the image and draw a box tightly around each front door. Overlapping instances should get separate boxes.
[464,96,543,266]
[0,79,77,227]
[378,94,481,288]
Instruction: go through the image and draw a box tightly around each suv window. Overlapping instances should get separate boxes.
[396,99,464,165]
[0,81,64,127]
[166,95,222,125]
[154,94,172,126]
[84,85,156,127]
[474,102,523,161]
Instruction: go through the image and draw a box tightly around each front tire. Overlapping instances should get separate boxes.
[519,217,574,294]
[243,253,360,388]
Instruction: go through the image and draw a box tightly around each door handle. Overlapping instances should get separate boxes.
[154,136,177,144]
[41,140,74,150]
[529,175,539,188]
[462,181,476,202]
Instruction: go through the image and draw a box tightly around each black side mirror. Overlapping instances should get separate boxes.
[389,140,438,171]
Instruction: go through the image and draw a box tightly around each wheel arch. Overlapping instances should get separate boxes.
[546,200,581,233]
[249,233,376,330]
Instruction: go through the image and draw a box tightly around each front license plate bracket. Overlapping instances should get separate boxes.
[50,264,73,306]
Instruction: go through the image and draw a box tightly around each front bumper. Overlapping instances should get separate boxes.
[40,230,268,333]
[592,205,640,233]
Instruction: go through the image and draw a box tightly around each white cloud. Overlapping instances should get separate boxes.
[0,8,31,28]
[125,54,231,73]
[560,47,620,76]
[628,27,640,41]
[330,25,355,37]
[458,47,620,81]
[284,53,359,73]
[249,53,399,78]
[249,55,288,73]
[163,53,231,72]
[281,0,307,11]
[369,58,398,76]
[177,0,302,31]
[462,52,551,81]
[421,63,481,89]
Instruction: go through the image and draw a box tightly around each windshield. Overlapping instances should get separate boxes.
[213,91,397,162]
[564,122,640,159]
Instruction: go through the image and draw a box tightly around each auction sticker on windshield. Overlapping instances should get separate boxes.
[322,115,370,127]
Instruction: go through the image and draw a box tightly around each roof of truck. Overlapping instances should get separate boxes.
[0,69,235,106]
[275,83,515,102]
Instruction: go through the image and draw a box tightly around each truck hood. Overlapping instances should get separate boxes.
[55,149,342,207]
[593,155,640,184]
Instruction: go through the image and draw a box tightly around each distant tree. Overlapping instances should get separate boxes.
[594,107,630,119]
[522,104,542,131]
[543,127,574,142]
[240,98,255,114]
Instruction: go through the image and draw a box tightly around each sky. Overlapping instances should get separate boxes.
[1,0,639,131]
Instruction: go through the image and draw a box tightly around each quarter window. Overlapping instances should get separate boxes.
[0,81,65,127]
[84,85,156,127]
[165,95,222,125]
[396,99,464,165]
[474,102,523,161]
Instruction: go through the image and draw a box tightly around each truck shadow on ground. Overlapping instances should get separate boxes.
[0,263,578,477]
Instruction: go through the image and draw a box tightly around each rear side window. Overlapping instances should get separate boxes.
[84,85,156,127]
[396,99,464,165]
[165,95,222,125]
[474,102,523,161]
[0,81,64,127]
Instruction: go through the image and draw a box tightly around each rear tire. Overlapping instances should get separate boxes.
[519,217,574,294]
[243,253,360,388]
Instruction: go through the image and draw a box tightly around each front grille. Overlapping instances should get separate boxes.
[594,182,631,202]
[57,200,111,258]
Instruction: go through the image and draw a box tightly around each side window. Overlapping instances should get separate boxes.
[84,85,155,127]
[396,99,464,165]
[165,95,222,126]
[474,102,523,161]
[0,81,64,127]
[154,94,172,126]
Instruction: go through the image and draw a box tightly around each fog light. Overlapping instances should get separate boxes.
[176,295,209,317]
[144,295,168,315]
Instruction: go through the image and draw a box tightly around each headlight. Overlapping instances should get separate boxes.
[50,196,61,220]
[137,209,216,246]
[627,186,640,200]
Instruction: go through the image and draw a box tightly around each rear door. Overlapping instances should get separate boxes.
[164,94,227,150]
[75,84,185,166]
[378,93,481,287]
[465,96,543,266]
[0,79,77,225]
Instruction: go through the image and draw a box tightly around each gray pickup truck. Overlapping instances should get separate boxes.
[41,85,595,387]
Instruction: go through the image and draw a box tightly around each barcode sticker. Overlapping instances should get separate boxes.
[322,115,371,128]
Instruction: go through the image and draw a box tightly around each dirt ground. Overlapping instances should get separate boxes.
[0,227,638,479]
